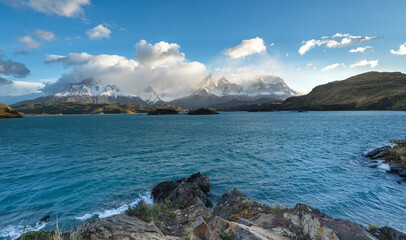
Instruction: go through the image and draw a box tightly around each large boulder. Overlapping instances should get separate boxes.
[77,214,180,240]
[370,226,406,240]
[213,188,274,221]
[270,203,377,240]
[151,172,212,209]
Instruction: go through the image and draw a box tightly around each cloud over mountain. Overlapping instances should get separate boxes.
[44,40,208,101]
[350,59,378,68]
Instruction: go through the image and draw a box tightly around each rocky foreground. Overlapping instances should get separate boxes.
[22,173,405,240]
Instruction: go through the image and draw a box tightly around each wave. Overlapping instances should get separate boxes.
[74,191,153,221]
[0,191,153,240]
[0,221,46,240]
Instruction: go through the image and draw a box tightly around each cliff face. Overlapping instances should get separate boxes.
[0,103,22,119]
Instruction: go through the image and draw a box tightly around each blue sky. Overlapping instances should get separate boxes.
[1,0,406,98]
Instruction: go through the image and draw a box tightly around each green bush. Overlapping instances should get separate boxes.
[126,201,176,227]
[368,223,378,231]
[217,230,231,240]
[21,230,52,240]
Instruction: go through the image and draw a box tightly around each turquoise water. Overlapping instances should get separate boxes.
[0,111,405,239]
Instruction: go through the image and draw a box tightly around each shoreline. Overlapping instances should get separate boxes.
[18,173,406,240]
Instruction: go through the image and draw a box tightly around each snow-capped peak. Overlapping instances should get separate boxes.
[138,86,161,104]
[54,78,125,98]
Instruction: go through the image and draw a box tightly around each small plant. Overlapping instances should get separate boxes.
[241,198,254,205]
[217,230,231,240]
[21,230,52,240]
[271,204,286,213]
[126,201,176,227]
[368,223,378,231]
[194,187,202,195]
[183,223,194,240]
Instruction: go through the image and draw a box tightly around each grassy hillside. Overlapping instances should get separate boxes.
[14,102,186,115]
[0,103,23,118]
[282,72,406,110]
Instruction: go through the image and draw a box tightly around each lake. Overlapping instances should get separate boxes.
[0,111,405,239]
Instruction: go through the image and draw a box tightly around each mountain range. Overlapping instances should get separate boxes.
[12,75,299,108]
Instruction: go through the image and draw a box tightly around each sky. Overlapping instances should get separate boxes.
[1,0,406,100]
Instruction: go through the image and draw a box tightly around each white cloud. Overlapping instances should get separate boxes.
[349,46,373,53]
[6,0,90,18]
[307,63,316,70]
[0,78,44,96]
[350,59,378,68]
[17,35,40,48]
[223,37,266,58]
[321,63,345,71]
[44,40,208,101]
[270,43,275,47]
[34,29,55,41]
[390,43,406,55]
[86,24,111,40]
[299,33,381,55]
[135,40,185,66]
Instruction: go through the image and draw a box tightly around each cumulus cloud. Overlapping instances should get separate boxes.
[135,40,185,66]
[44,40,208,101]
[390,43,406,55]
[0,56,31,78]
[34,29,55,41]
[299,33,381,55]
[350,59,378,68]
[17,35,40,48]
[223,37,266,58]
[321,63,345,71]
[349,46,373,53]
[4,0,90,17]
[86,24,111,40]
[0,77,44,96]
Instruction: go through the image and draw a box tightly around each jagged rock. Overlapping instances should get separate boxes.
[270,203,377,240]
[77,214,180,240]
[152,172,212,209]
[192,216,207,239]
[365,147,391,159]
[370,226,406,240]
[213,188,273,221]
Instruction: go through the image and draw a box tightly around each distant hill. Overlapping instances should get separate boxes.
[14,102,185,115]
[248,72,406,111]
[0,103,22,118]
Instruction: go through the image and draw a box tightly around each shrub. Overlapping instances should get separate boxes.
[368,223,378,231]
[126,201,176,227]
[183,223,194,240]
[241,198,254,205]
[21,230,52,240]
[217,230,231,240]
[271,204,286,213]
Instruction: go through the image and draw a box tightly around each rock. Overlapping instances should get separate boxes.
[192,216,207,239]
[151,172,212,209]
[365,147,391,159]
[213,188,273,221]
[40,215,50,222]
[270,203,377,240]
[147,109,179,115]
[77,214,180,240]
[205,216,288,240]
[370,226,406,240]
[188,108,219,115]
